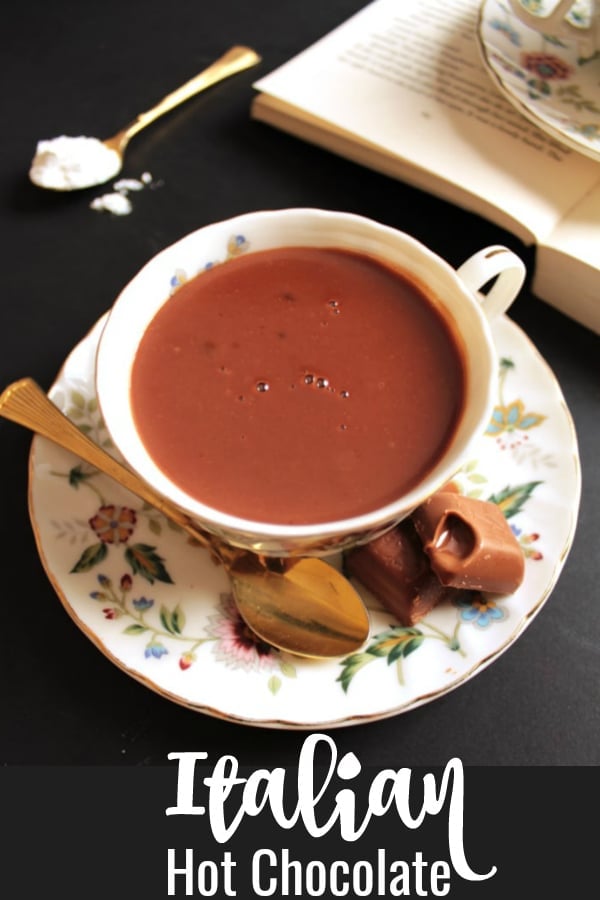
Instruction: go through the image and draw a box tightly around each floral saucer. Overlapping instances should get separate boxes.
[478,0,600,160]
[28,312,580,728]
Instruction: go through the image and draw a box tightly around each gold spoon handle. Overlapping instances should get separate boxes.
[0,378,213,552]
[106,45,261,152]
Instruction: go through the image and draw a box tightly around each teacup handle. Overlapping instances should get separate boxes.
[507,0,594,46]
[456,245,526,321]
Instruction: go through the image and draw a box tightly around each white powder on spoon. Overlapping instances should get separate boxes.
[29,135,121,190]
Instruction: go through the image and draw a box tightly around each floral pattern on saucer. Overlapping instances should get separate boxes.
[28,311,580,728]
[479,0,600,159]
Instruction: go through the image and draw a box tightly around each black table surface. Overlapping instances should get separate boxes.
[1,0,598,772]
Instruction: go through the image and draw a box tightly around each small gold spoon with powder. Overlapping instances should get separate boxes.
[29,45,261,191]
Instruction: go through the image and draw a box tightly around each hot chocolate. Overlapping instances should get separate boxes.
[130,246,466,525]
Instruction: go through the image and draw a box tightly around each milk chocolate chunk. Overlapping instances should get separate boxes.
[411,492,525,594]
[345,519,462,626]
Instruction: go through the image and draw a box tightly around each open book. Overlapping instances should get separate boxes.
[251,0,600,334]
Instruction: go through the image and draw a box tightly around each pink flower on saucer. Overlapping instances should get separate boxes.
[206,593,279,671]
[522,52,573,81]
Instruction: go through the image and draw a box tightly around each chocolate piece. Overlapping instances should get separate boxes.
[345,519,461,626]
[411,492,525,594]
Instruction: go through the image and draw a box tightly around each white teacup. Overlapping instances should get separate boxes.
[95,208,525,557]
[508,0,600,59]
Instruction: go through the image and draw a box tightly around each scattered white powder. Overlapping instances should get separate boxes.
[89,171,158,216]
[89,192,133,216]
[112,178,145,192]
[29,135,122,190]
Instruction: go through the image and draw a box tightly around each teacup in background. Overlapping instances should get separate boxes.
[95,208,525,557]
[507,0,600,59]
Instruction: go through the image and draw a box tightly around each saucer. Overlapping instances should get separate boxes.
[478,0,600,160]
[28,312,580,729]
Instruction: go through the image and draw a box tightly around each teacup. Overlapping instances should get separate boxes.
[507,0,600,59]
[95,208,525,557]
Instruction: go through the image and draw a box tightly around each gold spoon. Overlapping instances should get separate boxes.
[101,45,261,163]
[30,45,262,190]
[0,378,370,659]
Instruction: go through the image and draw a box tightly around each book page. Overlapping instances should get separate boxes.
[532,182,600,333]
[253,0,600,244]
